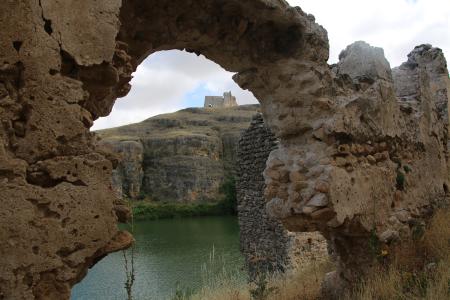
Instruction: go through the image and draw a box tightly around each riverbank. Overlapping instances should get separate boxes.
[71,216,244,300]
[131,200,235,221]
[185,208,450,300]
[127,176,237,221]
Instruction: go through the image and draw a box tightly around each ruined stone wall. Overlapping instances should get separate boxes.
[223,91,238,107]
[237,113,328,279]
[263,42,450,295]
[1,1,449,299]
[204,92,238,108]
[237,113,289,278]
[204,96,224,108]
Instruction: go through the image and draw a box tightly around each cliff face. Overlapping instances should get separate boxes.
[2,0,448,298]
[97,105,259,202]
[100,140,144,198]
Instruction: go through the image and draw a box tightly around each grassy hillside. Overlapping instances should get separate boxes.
[97,105,260,204]
[97,105,260,141]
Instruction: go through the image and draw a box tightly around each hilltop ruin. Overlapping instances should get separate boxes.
[0,1,448,299]
[204,91,238,108]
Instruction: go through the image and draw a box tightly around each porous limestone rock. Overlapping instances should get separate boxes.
[237,113,328,280]
[1,0,448,299]
[337,41,392,82]
[0,1,132,299]
[263,42,449,292]
[288,232,329,271]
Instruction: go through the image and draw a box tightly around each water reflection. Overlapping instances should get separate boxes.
[71,216,245,300]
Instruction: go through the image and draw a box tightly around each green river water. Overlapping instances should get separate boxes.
[71,216,245,300]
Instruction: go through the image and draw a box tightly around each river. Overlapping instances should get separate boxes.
[71,216,245,300]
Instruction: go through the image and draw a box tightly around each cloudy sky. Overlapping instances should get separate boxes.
[92,0,450,130]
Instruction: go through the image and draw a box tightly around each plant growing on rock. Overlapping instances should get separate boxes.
[123,201,136,300]
[368,229,382,258]
[396,170,406,191]
[351,208,450,299]
[219,176,237,214]
[171,283,194,300]
[249,271,278,300]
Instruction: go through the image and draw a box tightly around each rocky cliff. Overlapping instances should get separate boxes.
[97,105,259,202]
[1,1,449,298]
[263,42,450,296]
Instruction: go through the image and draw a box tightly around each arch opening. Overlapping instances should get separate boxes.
[74,49,263,299]
[1,1,449,299]
[92,49,259,131]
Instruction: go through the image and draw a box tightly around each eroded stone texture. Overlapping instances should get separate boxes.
[0,1,131,299]
[264,41,449,293]
[288,232,329,271]
[393,44,450,122]
[236,113,289,278]
[237,113,328,280]
[1,1,328,297]
[1,0,448,299]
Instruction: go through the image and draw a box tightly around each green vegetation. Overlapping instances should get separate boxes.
[132,201,229,220]
[351,208,450,300]
[403,164,412,173]
[368,228,382,258]
[131,176,238,221]
[218,176,237,214]
[171,283,194,300]
[164,208,450,300]
[396,170,406,190]
[178,260,334,300]
[123,248,136,300]
[249,272,278,300]
[169,246,248,300]
[97,105,260,141]
[123,201,136,300]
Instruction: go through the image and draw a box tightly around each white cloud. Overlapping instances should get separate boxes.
[291,0,450,66]
[93,0,450,130]
[92,51,256,130]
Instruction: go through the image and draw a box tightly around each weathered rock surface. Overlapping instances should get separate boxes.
[288,232,329,271]
[237,113,290,278]
[264,41,450,292]
[237,113,328,280]
[0,1,132,299]
[98,105,259,202]
[1,0,448,299]
[99,140,144,199]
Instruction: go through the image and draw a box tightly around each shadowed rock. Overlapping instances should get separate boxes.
[0,0,448,299]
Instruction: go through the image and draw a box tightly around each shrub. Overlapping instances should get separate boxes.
[171,283,194,300]
[368,228,381,258]
[249,272,278,300]
[132,201,228,221]
[351,208,450,300]
[187,255,334,300]
[219,176,237,214]
[396,171,406,190]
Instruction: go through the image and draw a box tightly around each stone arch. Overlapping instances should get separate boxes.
[95,0,332,138]
[1,1,449,299]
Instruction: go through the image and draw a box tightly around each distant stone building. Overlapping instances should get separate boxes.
[204,91,238,108]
